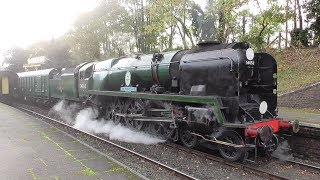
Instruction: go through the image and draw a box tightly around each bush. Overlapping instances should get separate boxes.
[290,29,309,47]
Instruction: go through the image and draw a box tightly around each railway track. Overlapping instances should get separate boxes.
[165,144,290,180]
[8,102,320,180]
[272,156,320,172]
[14,105,198,180]
[165,142,320,179]
[298,124,320,139]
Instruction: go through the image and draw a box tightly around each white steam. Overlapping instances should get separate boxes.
[52,100,165,145]
[272,140,293,161]
[51,100,80,124]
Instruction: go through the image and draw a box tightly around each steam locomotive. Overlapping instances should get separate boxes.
[0,42,298,161]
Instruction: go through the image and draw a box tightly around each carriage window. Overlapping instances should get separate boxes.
[42,77,46,92]
[33,77,36,91]
[79,71,84,79]
[52,70,61,79]
[34,77,37,88]
[84,66,93,78]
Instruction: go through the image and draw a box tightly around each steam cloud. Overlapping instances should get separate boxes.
[51,100,80,124]
[52,100,165,145]
[272,140,293,161]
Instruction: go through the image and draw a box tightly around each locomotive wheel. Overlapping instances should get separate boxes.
[133,100,146,130]
[111,99,123,125]
[135,120,145,130]
[124,99,146,130]
[148,122,172,138]
[147,122,161,134]
[124,100,137,128]
[218,130,247,162]
[180,128,199,148]
[105,104,113,120]
[159,123,175,139]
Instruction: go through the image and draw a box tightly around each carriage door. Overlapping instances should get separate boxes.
[2,77,9,95]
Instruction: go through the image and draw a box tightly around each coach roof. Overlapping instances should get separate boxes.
[17,68,58,78]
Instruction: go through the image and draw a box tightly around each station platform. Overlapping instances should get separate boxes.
[278,107,320,128]
[0,103,141,179]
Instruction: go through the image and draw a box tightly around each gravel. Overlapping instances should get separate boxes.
[278,83,320,110]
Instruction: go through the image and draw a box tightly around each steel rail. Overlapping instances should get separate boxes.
[272,156,320,172]
[165,143,290,180]
[15,105,198,180]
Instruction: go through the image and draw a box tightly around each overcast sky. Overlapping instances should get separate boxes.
[0,0,98,62]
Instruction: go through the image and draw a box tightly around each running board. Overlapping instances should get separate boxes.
[191,133,255,149]
[115,113,173,123]
[191,132,258,162]
[148,108,171,112]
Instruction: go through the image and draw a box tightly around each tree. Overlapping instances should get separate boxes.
[296,0,303,29]
[290,28,309,47]
[26,39,71,69]
[205,0,249,43]
[65,0,131,63]
[95,0,132,56]
[305,0,320,46]
[14,0,302,64]
[285,0,289,47]
[241,0,286,51]
[44,39,71,69]
[3,47,29,72]
[65,12,102,63]
[147,0,198,50]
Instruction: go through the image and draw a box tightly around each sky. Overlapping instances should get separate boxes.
[0,0,98,62]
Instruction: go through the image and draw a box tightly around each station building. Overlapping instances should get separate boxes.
[23,56,48,71]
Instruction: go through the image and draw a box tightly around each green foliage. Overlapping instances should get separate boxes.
[147,0,198,49]
[205,0,249,42]
[304,0,320,45]
[65,0,130,64]
[3,47,29,72]
[290,28,310,47]
[27,39,71,69]
[241,0,286,51]
[65,12,102,63]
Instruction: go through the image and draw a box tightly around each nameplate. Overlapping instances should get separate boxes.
[120,86,137,92]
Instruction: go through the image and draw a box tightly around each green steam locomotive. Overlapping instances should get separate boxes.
[0,42,298,162]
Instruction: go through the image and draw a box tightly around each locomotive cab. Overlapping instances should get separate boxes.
[78,62,96,99]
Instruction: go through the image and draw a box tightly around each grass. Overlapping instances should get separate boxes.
[267,48,320,95]
[278,107,320,124]
[82,168,97,176]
